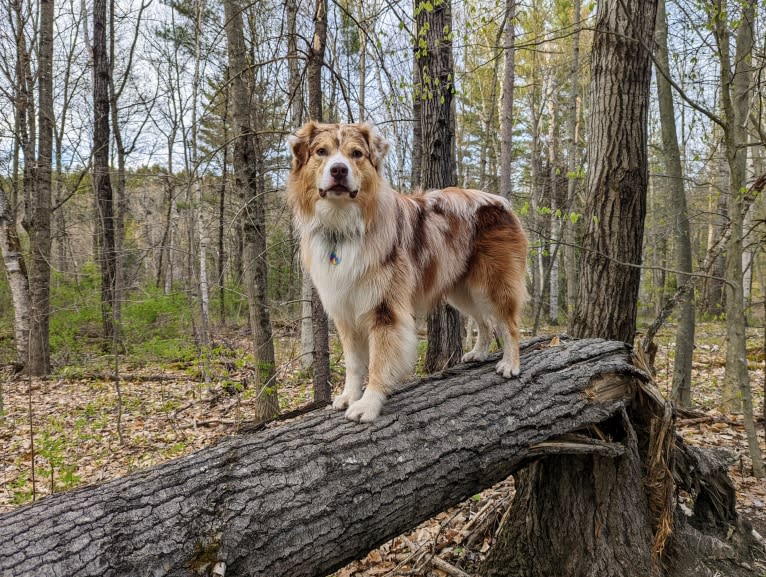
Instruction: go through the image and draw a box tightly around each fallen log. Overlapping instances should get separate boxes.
[0,337,753,577]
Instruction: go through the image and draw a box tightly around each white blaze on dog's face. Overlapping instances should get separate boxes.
[287,122,390,227]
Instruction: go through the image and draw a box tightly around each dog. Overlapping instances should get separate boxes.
[287,122,528,422]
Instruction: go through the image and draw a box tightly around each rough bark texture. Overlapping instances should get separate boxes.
[483,445,654,577]
[223,0,278,421]
[93,0,117,344]
[2,337,757,577]
[415,0,464,372]
[568,0,658,344]
[27,0,54,375]
[1,337,654,577]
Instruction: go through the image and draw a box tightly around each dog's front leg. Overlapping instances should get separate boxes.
[333,319,369,410]
[345,302,418,423]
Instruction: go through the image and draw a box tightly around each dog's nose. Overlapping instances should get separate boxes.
[330,163,348,179]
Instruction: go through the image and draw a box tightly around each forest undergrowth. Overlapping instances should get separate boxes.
[0,322,764,576]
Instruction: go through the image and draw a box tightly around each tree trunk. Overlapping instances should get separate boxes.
[411,40,423,188]
[482,445,654,577]
[568,0,658,344]
[93,0,117,344]
[192,0,210,348]
[654,0,694,408]
[702,167,726,316]
[547,83,560,325]
[0,188,29,367]
[415,0,463,372]
[714,0,763,476]
[27,0,54,375]
[223,0,278,422]
[1,337,754,577]
[564,0,582,317]
[217,102,228,325]
[306,0,332,399]
[499,0,515,200]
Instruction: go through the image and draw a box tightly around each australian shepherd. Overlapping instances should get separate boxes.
[287,122,528,422]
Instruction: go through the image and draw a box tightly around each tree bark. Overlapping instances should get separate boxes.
[0,187,29,367]
[93,0,117,344]
[0,337,646,576]
[415,0,464,372]
[27,0,55,375]
[568,0,658,344]
[0,337,755,577]
[483,442,654,577]
[191,0,210,348]
[654,0,694,408]
[564,0,582,317]
[306,0,332,399]
[223,0,278,422]
[499,0,515,200]
[713,0,763,476]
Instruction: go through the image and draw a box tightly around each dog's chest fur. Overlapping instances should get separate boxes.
[304,200,389,325]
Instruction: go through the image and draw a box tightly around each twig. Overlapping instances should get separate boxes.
[428,556,474,577]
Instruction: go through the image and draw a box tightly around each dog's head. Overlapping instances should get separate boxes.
[286,122,390,221]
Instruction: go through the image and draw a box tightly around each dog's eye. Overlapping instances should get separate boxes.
[351,149,364,159]
[316,147,327,157]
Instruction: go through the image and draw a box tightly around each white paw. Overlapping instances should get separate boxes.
[332,390,361,410]
[496,359,520,378]
[462,350,489,363]
[345,392,385,423]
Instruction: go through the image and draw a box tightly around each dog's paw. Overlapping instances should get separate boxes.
[332,391,361,410]
[496,359,520,378]
[461,350,488,363]
[345,392,385,423]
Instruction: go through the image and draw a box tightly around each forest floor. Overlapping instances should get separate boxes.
[1,323,765,576]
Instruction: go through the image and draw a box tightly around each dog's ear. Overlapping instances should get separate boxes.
[361,123,390,172]
[288,122,318,168]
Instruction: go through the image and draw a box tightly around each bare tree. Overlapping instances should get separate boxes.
[712,0,764,476]
[223,0,278,421]
[564,0,582,317]
[93,0,117,344]
[499,0,515,200]
[654,0,694,408]
[306,0,332,403]
[26,0,55,375]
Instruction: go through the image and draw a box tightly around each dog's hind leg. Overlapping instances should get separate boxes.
[447,287,492,363]
[495,307,521,378]
[345,300,418,423]
[333,319,369,410]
